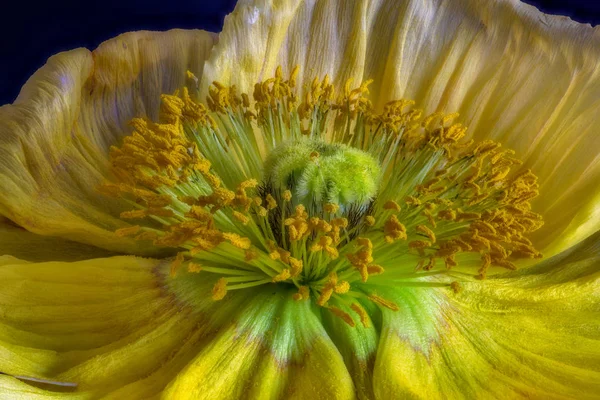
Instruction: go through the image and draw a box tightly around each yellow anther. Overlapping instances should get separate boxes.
[310,236,339,259]
[185,70,198,83]
[442,112,460,126]
[211,278,228,300]
[324,203,340,214]
[194,158,212,173]
[444,254,458,269]
[258,207,268,217]
[317,220,332,233]
[343,78,354,98]
[364,215,375,226]
[356,237,373,250]
[383,200,401,212]
[289,257,303,277]
[329,306,356,327]
[347,238,375,282]
[308,217,321,230]
[170,253,185,277]
[241,93,250,108]
[289,65,300,88]
[233,211,250,225]
[450,281,462,294]
[437,209,457,221]
[408,240,432,249]
[423,209,437,228]
[405,196,421,206]
[253,196,262,206]
[456,212,481,222]
[283,190,292,201]
[265,194,278,210]
[222,233,251,249]
[238,179,258,190]
[334,281,350,294]
[331,218,348,229]
[317,287,334,306]
[368,294,399,311]
[202,172,222,190]
[272,269,291,282]
[416,177,441,193]
[351,303,370,328]
[493,258,517,270]
[160,94,185,117]
[285,206,310,241]
[115,225,141,237]
[466,229,491,250]
[416,225,436,243]
[477,253,492,279]
[144,194,173,208]
[267,241,291,264]
[188,262,203,273]
[293,286,310,301]
[120,209,147,219]
[384,215,407,243]
[244,249,258,261]
[367,264,385,275]
[423,257,436,271]
[474,140,501,157]
[310,151,320,161]
[97,183,123,198]
[489,166,511,183]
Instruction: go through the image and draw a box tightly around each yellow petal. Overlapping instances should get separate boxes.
[0,257,356,398]
[0,255,207,398]
[0,29,215,255]
[204,0,600,256]
[164,288,355,400]
[373,229,600,399]
[0,218,114,262]
[320,301,378,398]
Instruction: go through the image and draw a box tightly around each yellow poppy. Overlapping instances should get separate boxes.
[1,1,599,399]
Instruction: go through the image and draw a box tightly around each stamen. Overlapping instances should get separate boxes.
[368,294,399,311]
[101,66,543,325]
[329,306,356,327]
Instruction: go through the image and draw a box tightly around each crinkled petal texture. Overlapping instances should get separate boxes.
[0,233,599,399]
[0,29,215,255]
[373,230,600,399]
[0,219,115,262]
[204,0,600,257]
[0,256,356,399]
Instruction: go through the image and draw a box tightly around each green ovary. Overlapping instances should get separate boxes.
[263,138,381,213]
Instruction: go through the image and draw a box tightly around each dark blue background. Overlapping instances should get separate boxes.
[0,0,598,105]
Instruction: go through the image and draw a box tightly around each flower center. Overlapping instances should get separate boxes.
[101,67,543,327]
[263,138,381,214]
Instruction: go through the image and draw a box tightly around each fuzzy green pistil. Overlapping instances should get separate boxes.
[263,138,381,213]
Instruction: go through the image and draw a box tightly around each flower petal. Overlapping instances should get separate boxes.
[163,287,355,400]
[320,301,378,398]
[0,218,115,262]
[203,0,600,255]
[0,29,215,254]
[373,229,600,398]
[0,256,211,398]
[0,257,357,398]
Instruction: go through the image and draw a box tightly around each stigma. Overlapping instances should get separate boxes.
[100,66,543,327]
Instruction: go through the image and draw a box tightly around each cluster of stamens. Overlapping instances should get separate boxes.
[100,67,543,328]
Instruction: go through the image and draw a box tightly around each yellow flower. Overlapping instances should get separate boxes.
[0,1,599,399]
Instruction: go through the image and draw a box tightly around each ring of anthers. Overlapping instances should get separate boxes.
[100,66,543,328]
